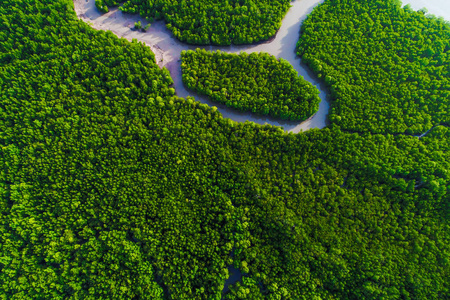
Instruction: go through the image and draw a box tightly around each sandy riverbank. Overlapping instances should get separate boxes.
[72,0,330,133]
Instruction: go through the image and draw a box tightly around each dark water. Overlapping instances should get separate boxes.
[222,265,243,298]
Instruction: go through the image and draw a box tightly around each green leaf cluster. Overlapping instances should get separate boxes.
[95,0,120,13]
[96,0,291,45]
[0,0,449,299]
[297,0,450,134]
[0,0,234,298]
[223,125,450,299]
[181,49,320,121]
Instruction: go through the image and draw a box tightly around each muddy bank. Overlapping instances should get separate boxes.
[72,0,450,133]
[72,0,329,133]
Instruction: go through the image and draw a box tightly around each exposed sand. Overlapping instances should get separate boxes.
[402,0,450,20]
[72,0,450,133]
[73,0,166,67]
[72,0,330,133]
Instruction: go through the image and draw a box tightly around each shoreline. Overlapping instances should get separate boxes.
[72,0,329,133]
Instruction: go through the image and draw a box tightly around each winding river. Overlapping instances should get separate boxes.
[73,0,329,133]
[73,0,450,133]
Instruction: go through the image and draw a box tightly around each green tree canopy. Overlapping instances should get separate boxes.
[181,49,320,121]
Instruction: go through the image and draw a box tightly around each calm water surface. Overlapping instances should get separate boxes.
[73,0,449,133]
[74,0,329,133]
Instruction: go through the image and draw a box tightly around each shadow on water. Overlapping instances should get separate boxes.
[222,265,243,299]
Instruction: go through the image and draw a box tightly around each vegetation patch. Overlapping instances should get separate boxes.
[0,0,449,299]
[182,49,320,121]
[297,0,450,134]
[96,0,291,45]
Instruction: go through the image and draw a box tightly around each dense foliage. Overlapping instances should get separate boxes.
[181,49,320,121]
[1,1,233,298]
[95,0,291,45]
[297,0,450,134]
[223,125,450,300]
[0,0,449,299]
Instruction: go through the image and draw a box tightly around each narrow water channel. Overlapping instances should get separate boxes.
[73,0,329,133]
[73,0,449,132]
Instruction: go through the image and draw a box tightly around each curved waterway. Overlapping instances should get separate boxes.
[72,0,450,133]
[73,0,329,133]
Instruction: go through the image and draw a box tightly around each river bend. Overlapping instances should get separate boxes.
[73,0,450,133]
[73,0,330,133]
